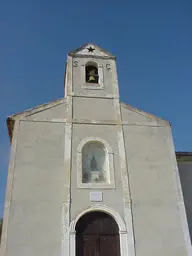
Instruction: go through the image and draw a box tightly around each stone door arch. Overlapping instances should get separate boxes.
[69,205,129,256]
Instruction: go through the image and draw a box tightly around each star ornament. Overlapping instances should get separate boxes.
[87,46,95,52]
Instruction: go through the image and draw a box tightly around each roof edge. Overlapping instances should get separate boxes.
[6,97,66,142]
[68,43,115,58]
[8,98,65,120]
[7,117,15,143]
[176,152,192,162]
[121,102,171,126]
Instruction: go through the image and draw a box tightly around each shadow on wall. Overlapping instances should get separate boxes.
[176,152,192,243]
[0,218,2,244]
[178,163,192,243]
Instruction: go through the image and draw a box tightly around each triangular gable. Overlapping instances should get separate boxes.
[69,43,115,59]
[24,101,67,121]
[7,98,66,142]
[121,102,170,126]
[8,98,65,120]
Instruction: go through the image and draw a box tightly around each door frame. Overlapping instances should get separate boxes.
[69,204,131,256]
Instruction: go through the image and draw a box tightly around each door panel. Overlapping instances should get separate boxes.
[99,235,120,256]
[76,212,120,256]
[83,235,97,256]
[76,235,98,256]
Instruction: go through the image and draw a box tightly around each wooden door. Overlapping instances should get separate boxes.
[99,235,120,256]
[76,211,120,256]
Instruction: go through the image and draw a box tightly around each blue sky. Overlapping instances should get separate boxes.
[0,0,191,217]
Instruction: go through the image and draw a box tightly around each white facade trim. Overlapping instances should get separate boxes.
[81,62,104,90]
[69,204,129,256]
[77,137,115,189]
[61,56,73,256]
[70,92,117,98]
[114,94,136,256]
[77,136,113,153]
[111,60,120,98]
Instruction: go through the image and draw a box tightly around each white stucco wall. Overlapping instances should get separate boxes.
[2,119,66,256]
[1,44,190,256]
[122,104,189,255]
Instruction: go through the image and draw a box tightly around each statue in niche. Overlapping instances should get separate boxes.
[91,156,97,171]
[82,142,106,183]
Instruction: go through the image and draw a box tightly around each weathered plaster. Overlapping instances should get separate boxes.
[70,92,117,98]
[0,120,19,255]
[167,127,192,255]
[69,43,115,59]
[115,99,136,256]
[61,55,73,256]
[121,102,169,126]
[24,103,67,121]
[73,98,116,121]
[2,43,190,256]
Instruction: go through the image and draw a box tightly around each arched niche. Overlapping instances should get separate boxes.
[81,61,104,90]
[85,62,99,84]
[77,137,115,189]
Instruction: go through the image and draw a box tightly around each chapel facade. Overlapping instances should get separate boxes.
[0,44,191,256]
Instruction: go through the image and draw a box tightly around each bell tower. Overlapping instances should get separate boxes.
[62,43,135,256]
[65,43,119,99]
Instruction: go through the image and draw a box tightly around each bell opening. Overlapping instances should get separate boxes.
[85,65,99,84]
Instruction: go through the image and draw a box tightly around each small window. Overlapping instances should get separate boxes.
[85,65,99,84]
[82,142,107,183]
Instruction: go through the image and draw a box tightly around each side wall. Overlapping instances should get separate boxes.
[122,104,190,256]
[178,162,192,242]
[1,104,67,256]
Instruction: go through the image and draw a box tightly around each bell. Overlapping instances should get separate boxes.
[88,68,96,83]
[88,75,96,82]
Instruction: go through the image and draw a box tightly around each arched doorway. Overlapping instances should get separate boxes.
[75,211,120,256]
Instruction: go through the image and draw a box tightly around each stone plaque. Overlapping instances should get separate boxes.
[90,192,103,202]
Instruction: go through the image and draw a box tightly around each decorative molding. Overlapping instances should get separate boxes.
[61,123,72,256]
[61,56,73,256]
[61,203,70,256]
[77,137,113,153]
[69,53,116,60]
[76,137,115,189]
[82,84,103,90]
[70,204,126,232]
[73,119,119,125]
[81,62,104,90]
[115,96,136,256]
[111,60,120,98]
[65,56,73,97]
[70,92,118,99]
[69,204,128,256]
[19,118,167,128]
